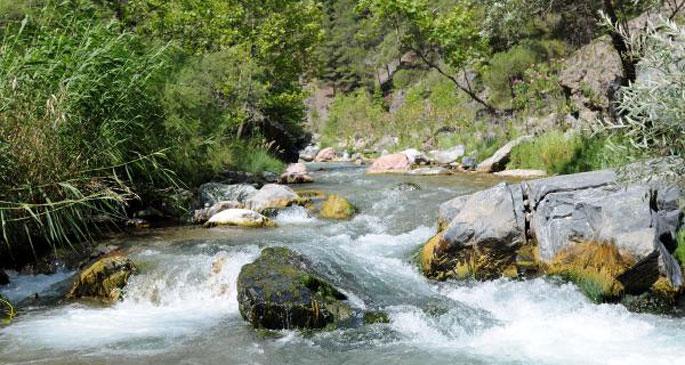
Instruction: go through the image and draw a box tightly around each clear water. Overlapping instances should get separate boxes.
[1,164,684,365]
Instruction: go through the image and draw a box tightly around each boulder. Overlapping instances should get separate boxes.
[198,183,258,207]
[278,163,314,184]
[300,145,320,162]
[315,147,337,162]
[422,183,526,280]
[193,200,244,224]
[430,145,465,165]
[237,247,352,329]
[402,149,429,165]
[494,169,547,179]
[425,163,684,310]
[320,195,356,220]
[67,253,136,302]
[461,156,477,170]
[476,136,533,173]
[367,153,411,174]
[245,184,307,213]
[204,209,275,228]
[526,172,683,293]
[406,167,451,176]
[0,269,9,286]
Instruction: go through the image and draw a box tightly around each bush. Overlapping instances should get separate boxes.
[676,229,685,267]
[321,90,386,148]
[600,19,685,157]
[483,46,538,108]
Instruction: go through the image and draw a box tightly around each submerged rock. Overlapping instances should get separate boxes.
[393,182,422,192]
[67,253,136,302]
[363,311,390,325]
[367,153,411,174]
[320,195,356,220]
[245,184,307,213]
[476,136,533,173]
[237,247,352,330]
[406,167,451,176]
[198,183,258,207]
[204,209,275,228]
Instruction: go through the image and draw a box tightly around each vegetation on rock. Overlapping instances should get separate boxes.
[320,195,357,220]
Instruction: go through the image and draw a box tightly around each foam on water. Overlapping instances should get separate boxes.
[275,206,318,225]
[1,246,259,351]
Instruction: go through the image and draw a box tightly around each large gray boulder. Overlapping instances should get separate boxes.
[423,183,526,280]
[430,145,465,165]
[476,136,533,173]
[245,184,306,213]
[424,163,684,307]
[198,183,258,207]
[237,247,352,329]
[525,170,683,292]
[299,145,320,162]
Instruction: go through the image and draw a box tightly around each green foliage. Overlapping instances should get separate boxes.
[508,131,639,175]
[483,46,538,107]
[676,229,685,267]
[605,19,685,157]
[322,90,386,148]
[512,61,569,114]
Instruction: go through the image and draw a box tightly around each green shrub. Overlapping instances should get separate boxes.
[483,46,538,108]
[322,90,386,148]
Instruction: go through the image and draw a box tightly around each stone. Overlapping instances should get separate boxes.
[320,195,356,220]
[300,145,320,162]
[198,183,258,207]
[193,200,244,224]
[67,253,136,302]
[476,136,533,173]
[461,156,477,171]
[363,311,390,324]
[367,153,411,174]
[393,182,422,192]
[278,163,314,185]
[422,183,526,280]
[204,209,275,228]
[125,218,150,229]
[494,169,547,179]
[430,145,465,165]
[237,247,352,329]
[406,167,451,176]
[402,149,429,165]
[315,147,337,162]
[0,269,8,286]
[245,184,307,213]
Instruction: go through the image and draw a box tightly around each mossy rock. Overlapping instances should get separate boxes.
[320,195,357,220]
[545,241,634,303]
[237,247,352,330]
[363,310,390,325]
[67,253,136,302]
[295,190,327,201]
[421,232,519,281]
[0,294,15,324]
[621,277,683,314]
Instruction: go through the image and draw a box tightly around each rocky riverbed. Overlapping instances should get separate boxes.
[1,162,684,364]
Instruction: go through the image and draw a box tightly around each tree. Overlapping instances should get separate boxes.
[357,0,499,113]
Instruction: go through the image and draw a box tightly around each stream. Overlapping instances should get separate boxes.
[1,163,684,364]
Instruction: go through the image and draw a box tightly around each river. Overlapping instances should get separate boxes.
[1,163,684,364]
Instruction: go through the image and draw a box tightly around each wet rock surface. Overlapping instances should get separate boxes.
[204,209,275,228]
[67,253,136,302]
[237,247,352,330]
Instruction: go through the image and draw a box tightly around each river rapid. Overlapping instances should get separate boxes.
[1,163,684,365]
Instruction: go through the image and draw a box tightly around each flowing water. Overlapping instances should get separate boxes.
[1,163,684,364]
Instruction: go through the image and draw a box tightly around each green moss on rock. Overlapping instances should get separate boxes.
[320,195,356,220]
[67,253,136,302]
[363,311,390,325]
[237,247,352,330]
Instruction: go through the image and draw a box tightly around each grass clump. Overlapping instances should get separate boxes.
[675,229,685,267]
[546,241,633,303]
[508,131,640,175]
